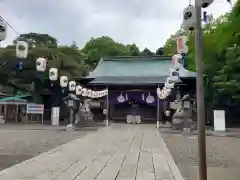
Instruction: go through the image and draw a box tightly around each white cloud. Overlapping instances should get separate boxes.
[0,0,236,51]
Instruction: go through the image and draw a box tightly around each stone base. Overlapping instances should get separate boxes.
[172,118,183,130]
[0,116,5,124]
[127,115,141,124]
[104,120,109,126]
[65,124,75,132]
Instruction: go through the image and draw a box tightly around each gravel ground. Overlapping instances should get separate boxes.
[0,124,100,171]
[161,129,240,180]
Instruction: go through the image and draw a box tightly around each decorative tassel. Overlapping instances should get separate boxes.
[125,93,128,101]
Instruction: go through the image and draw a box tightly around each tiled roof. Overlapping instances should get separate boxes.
[86,56,196,85]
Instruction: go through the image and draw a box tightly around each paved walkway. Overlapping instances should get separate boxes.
[0,124,184,180]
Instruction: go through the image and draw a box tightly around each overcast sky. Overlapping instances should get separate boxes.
[0,0,235,51]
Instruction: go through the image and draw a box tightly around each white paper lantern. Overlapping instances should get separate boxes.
[0,19,7,41]
[177,36,188,54]
[68,81,76,92]
[117,93,125,103]
[60,76,68,88]
[182,5,196,31]
[82,88,87,96]
[165,77,175,88]
[87,89,92,98]
[162,89,170,96]
[163,87,172,94]
[49,68,58,81]
[76,85,82,95]
[173,62,182,70]
[97,91,101,98]
[16,41,28,58]
[93,91,98,98]
[104,90,107,95]
[103,109,107,115]
[169,68,180,82]
[102,91,105,96]
[172,54,182,70]
[92,91,96,98]
[166,77,175,85]
[160,91,168,99]
[36,58,47,72]
[165,82,175,89]
[159,92,165,99]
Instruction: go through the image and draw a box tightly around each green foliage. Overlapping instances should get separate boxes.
[163,0,240,105]
[0,33,86,93]
[0,33,147,95]
[156,47,164,56]
[126,44,140,56]
[81,36,130,67]
[140,48,154,56]
[14,32,58,48]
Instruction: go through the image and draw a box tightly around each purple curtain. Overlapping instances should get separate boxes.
[108,91,166,107]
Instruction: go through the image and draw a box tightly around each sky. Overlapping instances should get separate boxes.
[0,0,236,51]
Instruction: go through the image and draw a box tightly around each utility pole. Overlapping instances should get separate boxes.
[194,2,207,180]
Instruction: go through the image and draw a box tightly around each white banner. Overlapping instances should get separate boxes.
[214,110,226,131]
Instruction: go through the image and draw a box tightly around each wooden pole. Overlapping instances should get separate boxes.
[106,86,109,126]
[195,3,207,180]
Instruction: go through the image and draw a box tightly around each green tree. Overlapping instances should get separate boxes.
[162,0,240,106]
[140,48,154,56]
[212,1,240,102]
[14,32,58,48]
[81,36,129,67]
[156,47,164,56]
[127,44,140,56]
[0,33,87,99]
[70,41,78,50]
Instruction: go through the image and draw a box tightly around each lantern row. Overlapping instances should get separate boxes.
[156,36,188,100]
[44,62,108,99]
[0,20,108,99]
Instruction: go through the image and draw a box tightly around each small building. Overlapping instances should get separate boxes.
[0,95,30,123]
[82,56,196,123]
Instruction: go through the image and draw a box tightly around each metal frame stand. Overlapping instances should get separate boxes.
[157,84,160,128]
[66,99,75,132]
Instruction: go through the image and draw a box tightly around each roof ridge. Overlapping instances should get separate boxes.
[102,56,172,61]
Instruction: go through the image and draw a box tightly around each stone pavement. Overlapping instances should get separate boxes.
[161,131,240,180]
[0,124,184,180]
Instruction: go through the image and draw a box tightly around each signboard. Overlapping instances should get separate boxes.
[183,101,190,108]
[214,110,226,131]
[170,102,181,109]
[27,104,44,114]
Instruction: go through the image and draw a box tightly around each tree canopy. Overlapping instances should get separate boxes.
[0,33,162,95]
[163,0,240,106]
